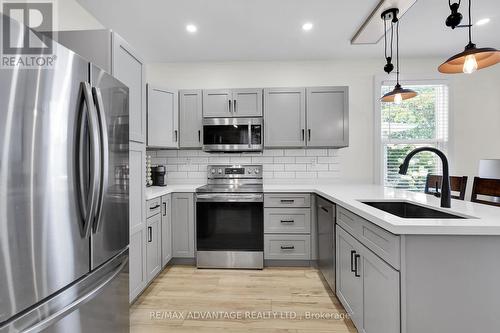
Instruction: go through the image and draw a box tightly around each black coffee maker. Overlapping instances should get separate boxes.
[152,165,167,186]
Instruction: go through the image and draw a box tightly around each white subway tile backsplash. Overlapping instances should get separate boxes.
[284,149,306,156]
[285,164,307,171]
[306,149,328,156]
[161,149,342,181]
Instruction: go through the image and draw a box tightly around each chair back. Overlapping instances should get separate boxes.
[424,174,468,200]
[471,177,500,207]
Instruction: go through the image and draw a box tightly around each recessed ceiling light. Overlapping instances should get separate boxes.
[186,24,198,33]
[475,18,490,26]
[302,22,313,31]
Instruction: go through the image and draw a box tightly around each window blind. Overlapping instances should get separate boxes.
[381,83,449,191]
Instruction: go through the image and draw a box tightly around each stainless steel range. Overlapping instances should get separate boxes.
[195,165,264,269]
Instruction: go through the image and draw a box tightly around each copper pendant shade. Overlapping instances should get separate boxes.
[439,0,500,74]
[438,43,500,74]
[381,84,418,103]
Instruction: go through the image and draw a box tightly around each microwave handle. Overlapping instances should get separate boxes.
[248,123,252,148]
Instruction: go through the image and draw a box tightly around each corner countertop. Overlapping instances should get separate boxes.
[145,183,500,235]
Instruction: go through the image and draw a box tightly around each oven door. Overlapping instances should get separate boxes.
[196,193,264,252]
[202,118,262,152]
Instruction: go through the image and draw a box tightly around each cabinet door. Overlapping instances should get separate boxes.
[202,89,233,117]
[112,33,146,143]
[161,195,172,267]
[306,86,349,147]
[361,243,400,333]
[232,89,262,117]
[179,90,202,148]
[264,88,306,147]
[146,213,161,282]
[171,193,195,258]
[129,142,146,302]
[147,85,179,148]
[336,226,363,331]
[129,229,146,302]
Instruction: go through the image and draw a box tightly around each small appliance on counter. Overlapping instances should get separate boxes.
[152,165,167,186]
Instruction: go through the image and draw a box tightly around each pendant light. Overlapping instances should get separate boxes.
[439,0,500,74]
[380,8,417,104]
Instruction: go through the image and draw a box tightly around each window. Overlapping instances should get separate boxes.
[379,82,449,191]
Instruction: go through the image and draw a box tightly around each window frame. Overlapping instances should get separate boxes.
[373,74,454,186]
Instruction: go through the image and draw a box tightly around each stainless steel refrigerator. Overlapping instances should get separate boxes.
[0,14,129,332]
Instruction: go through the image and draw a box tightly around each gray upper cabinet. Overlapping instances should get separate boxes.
[171,193,195,258]
[306,86,349,148]
[147,85,179,148]
[51,30,146,143]
[112,33,146,144]
[264,88,306,148]
[232,89,263,117]
[161,195,172,267]
[203,89,263,117]
[202,89,232,117]
[179,90,203,148]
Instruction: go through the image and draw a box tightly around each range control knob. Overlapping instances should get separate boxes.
[247,169,252,174]
[211,168,216,174]
[218,168,223,174]
[254,168,260,174]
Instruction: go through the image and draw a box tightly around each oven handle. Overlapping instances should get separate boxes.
[196,193,264,203]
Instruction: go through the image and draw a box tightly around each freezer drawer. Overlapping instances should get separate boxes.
[0,250,129,333]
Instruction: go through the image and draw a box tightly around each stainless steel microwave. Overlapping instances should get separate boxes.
[202,117,263,152]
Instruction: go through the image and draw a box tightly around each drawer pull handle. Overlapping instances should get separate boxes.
[150,204,160,210]
[280,199,295,203]
[148,226,152,243]
[280,220,295,223]
[350,250,356,272]
[163,202,167,216]
[321,206,329,213]
[281,245,295,250]
[354,254,361,277]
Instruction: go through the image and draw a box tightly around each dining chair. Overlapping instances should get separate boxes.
[424,174,468,200]
[471,177,500,207]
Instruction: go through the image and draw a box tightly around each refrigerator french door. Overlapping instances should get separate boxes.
[0,14,129,332]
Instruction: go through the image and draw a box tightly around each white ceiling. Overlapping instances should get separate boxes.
[77,0,500,63]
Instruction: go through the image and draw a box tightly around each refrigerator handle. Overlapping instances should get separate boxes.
[92,87,109,233]
[76,82,100,238]
[21,257,128,333]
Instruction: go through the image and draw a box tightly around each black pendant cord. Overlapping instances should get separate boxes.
[383,19,394,60]
[396,20,400,85]
[467,0,472,45]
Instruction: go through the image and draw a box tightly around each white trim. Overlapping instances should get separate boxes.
[373,74,451,186]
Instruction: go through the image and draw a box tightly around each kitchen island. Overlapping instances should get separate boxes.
[146,183,500,333]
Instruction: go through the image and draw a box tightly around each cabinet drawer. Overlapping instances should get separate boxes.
[264,208,311,233]
[264,194,311,208]
[146,197,161,218]
[264,234,311,260]
[337,207,400,269]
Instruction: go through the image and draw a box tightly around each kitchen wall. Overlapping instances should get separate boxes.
[146,58,500,188]
[148,148,343,184]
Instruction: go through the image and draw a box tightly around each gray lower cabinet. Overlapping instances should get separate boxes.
[306,87,349,148]
[129,228,146,302]
[317,197,336,291]
[171,193,195,258]
[146,213,162,282]
[161,194,172,266]
[336,225,400,333]
[147,85,179,148]
[179,90,203,148]
[264,88,306,148]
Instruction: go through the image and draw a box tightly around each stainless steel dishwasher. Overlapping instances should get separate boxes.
[317,196,336,291]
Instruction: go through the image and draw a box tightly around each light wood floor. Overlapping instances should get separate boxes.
[130,265,357,333]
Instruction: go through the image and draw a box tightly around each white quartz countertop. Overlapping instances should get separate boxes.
[145,183,500,235]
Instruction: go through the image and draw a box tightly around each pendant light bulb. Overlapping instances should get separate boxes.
[463,54,478,73]
[394,93,403,105]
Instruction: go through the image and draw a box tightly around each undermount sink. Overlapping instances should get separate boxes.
[361,201,467,219]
